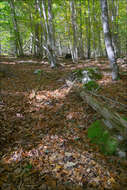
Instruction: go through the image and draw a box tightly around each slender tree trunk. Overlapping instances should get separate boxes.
[98,31,104,57]
[34,0,41,57]
[100,0,119,80]
[92,0,96,58]
[111,0,120,57]
[10,0,23,56]
[36,0,47,57]
[41,0,56,67]
[84,0,91,59]
[64,0,71,54]
[58,36,62,56]
[70,0,78,62]
[29,12,35,55]
[47,0,56,67]
[78,0,84,58]
[87,0,91,59]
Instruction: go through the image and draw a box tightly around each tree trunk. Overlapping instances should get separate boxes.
[70,0,78,63]
[34,0,41,57]
[10,0,23,56]
[84,0,91,59]
[80,90,127,156]
[110,0,120,57]
[78,0,84,58]
[64,0,71,54]
[100,0,119,80]
[41,0,56,67]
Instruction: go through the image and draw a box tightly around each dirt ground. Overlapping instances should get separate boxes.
[0,56,127,190]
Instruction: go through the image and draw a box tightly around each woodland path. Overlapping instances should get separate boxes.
[0,56,127,190]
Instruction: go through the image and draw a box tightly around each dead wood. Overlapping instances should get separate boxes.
[80,91,127,143]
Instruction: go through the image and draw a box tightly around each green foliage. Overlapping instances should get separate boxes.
[83,80,99,91]
[73,67,102,80]
[88,120,118,155]
[34,69,43,75]
[123,116,127,121]
[85,67,102,80]
[72,68,83,77]
[88,120,106,140]
[102,137,118,155]
[0,0,127,57]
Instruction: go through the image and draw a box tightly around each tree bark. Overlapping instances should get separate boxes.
[78,0,84,58]
[100,0,119,80]
[10,0,23,56]
[70,0,78,62]
[80,91,127,150]
[41,0,56,67]
[111,0,120,57]
[84,0,91,59]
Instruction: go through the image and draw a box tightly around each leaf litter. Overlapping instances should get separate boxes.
[0,56,127,190]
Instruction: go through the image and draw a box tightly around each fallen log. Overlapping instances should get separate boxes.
[80,90,127,157]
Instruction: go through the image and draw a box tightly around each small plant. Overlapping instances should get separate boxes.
[83,80,99,91]
[34,69,43,75]
[72,68,83,77]
[88,120,118,155]
[123,116,127,121]
[85,67,102,80]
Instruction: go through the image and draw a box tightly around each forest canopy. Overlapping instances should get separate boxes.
[0,0,127,59]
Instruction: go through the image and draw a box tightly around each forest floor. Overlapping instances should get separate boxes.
[0,56,127,190]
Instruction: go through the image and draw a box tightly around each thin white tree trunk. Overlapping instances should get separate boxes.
[100,0,119,80]
[78,0,84,58]
[70,0,78,62]
[41,0,56,67]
